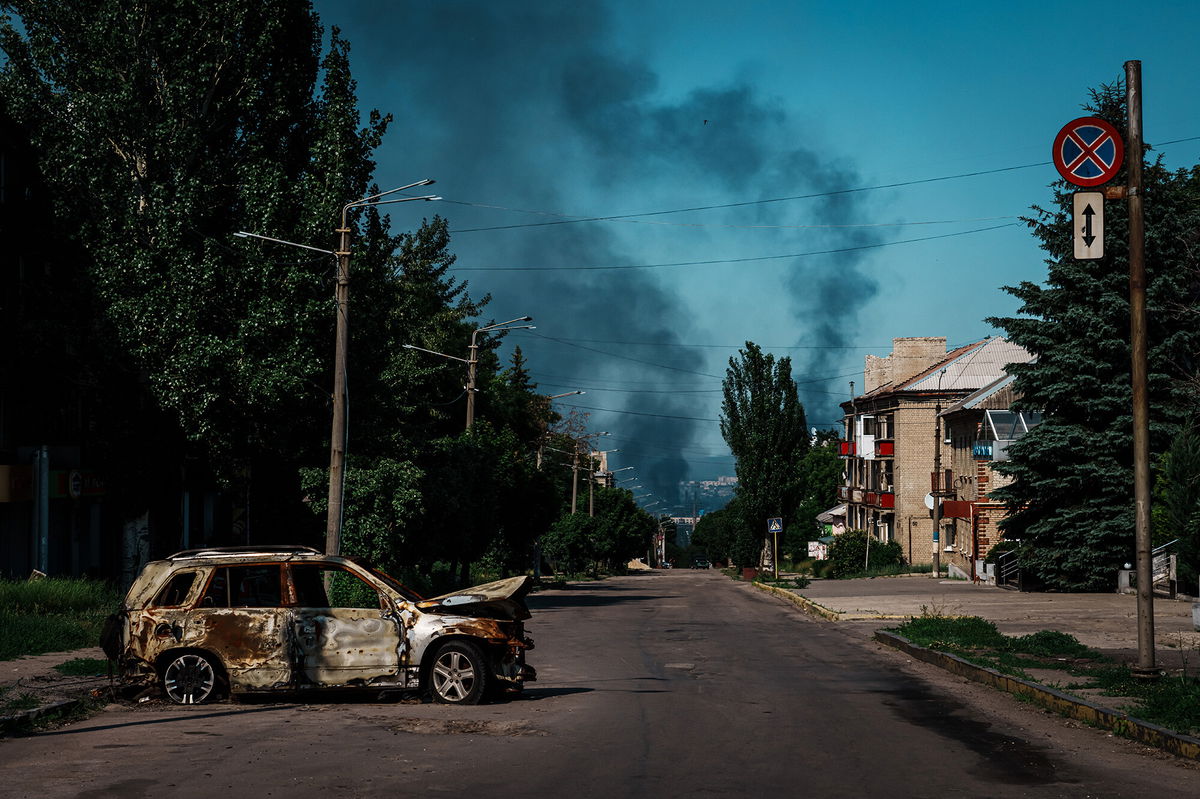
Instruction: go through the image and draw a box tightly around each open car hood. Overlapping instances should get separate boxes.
[416,575,532,621]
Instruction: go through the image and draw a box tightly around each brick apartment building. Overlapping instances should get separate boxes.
[839,337,1032,567]
[939,373,1041,579]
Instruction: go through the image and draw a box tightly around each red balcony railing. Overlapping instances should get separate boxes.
[875,440,894,457]
[839,441,856,457]
[879,492,895,509]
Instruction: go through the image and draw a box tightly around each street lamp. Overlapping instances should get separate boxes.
[466,317,535,428]
[237,179,439,557]
[402,314,534,431]
[569,431,609,514]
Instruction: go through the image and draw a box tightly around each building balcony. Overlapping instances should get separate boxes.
[874,439,894,458]
[839,441,856,457]
[863,491,896,509]
[837,485,851,501]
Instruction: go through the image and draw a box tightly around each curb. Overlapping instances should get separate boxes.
[0,699,82,735]
[750,582,909,621]
[874,630,1200,762]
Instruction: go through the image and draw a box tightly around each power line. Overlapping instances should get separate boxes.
[448,163,1047,233]
[557,401,720,423]
[452,222,1019,271]
[447,134,1200,235]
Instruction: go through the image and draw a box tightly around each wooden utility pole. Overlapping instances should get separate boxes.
[326,223,351,557]
[1125,59,1156,678]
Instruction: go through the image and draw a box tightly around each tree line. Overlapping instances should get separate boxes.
[0,1,653,591]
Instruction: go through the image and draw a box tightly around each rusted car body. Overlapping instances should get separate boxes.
[101,546,535,704]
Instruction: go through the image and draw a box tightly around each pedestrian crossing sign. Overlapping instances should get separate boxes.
[767,517,783,533]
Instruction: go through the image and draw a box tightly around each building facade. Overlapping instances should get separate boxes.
[939,374,1041,580]
[839,337,1033,567]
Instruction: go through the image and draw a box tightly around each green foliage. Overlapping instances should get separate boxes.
[53,658,111,677]
[1010,630,1093,659]
[826,530,904,578]
[720,342,810,566]
[988,81,1200,591]
[892,614,1009,650]
[539,513,596,575]
[0,3,572,591]
[0,578,119,614]
[691,504,739,564]
[1153,426,1200,589]
[0,578,118,661]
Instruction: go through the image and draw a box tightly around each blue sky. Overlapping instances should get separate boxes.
[314,0,1200,509]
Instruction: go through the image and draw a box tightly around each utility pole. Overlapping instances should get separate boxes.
[465,334,480,429]
[326,222,351,557]
[1126,59,1155,678]
[570,444,579,515]
[931,400,943,579]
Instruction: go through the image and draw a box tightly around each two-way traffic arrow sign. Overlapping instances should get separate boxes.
[1072,191,1104,260]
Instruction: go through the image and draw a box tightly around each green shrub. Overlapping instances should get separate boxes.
[827,531,904,578]
[892,614,1008,650]
[1011,630,1093,658]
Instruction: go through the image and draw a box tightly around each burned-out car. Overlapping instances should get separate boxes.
[100,546,535,705]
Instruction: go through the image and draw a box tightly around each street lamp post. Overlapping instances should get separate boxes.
[237,179,439,557]
[569,431,609,514]
[588,448,619,517]
[466,317,534,429]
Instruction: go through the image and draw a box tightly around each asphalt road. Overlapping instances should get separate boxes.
[2,571,1198,798]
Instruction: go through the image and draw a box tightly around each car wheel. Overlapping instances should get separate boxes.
[162,652,221,705]
[430,641,490,705]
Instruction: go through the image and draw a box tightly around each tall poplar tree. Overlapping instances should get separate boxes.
[720,342,809,567]
[988,81,1200,590]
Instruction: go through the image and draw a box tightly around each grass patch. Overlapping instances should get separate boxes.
[890,610,1200,736]
[53,658,110,677]
[0,578,119,661]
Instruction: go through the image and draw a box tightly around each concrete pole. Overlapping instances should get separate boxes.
[1126,59,1156,678]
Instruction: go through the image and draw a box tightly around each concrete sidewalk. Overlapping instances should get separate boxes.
[778,575,1200,667]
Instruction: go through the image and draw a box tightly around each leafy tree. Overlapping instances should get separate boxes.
[692,503,741,565]
[590,487,656,570]
[720,342,809,567]
[988,81,1200,590]
[1152,427,1200,591]
[539,513,596,576]
[789,440,843,555]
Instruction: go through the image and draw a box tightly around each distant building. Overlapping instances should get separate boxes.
[839,337,1033,567]
[677,476,736,511]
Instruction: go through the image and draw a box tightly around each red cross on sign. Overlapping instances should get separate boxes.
[1052,117,1124,187]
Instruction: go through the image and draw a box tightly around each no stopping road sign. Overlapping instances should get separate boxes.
[1053,117,1124,187]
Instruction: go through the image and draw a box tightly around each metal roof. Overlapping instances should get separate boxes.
[900,337,1033,393]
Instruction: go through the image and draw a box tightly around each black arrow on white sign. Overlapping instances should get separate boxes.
[1081,203,1097,247]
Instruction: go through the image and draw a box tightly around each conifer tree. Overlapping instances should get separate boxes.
[988,81,1200,590]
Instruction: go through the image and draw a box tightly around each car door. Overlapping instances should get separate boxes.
[189,563,293,692]
[287,563,405,687]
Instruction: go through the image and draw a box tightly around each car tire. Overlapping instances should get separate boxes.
[161,651,222,705]
[430,641,490,705]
